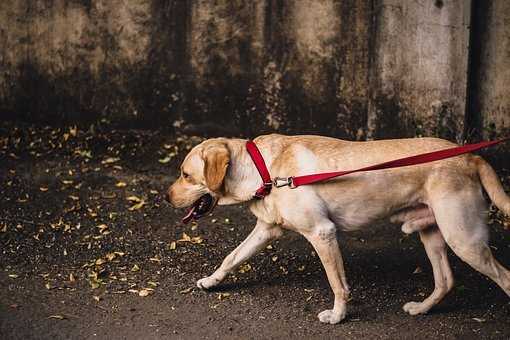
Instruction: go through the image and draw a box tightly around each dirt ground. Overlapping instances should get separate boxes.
[1,122,509,340]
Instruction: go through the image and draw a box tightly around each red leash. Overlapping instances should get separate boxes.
[246,138,509,199]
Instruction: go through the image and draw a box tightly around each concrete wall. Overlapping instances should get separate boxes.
[0,0,508,142]
[368,0,470,141]
[468,0,510,141]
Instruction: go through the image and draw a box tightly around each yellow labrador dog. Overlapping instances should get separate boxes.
[167,134,510,324]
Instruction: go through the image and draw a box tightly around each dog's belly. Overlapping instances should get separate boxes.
[328,203,430,231]
[318,173,425,231]
[327,202,399,231]
[329,209,385,231]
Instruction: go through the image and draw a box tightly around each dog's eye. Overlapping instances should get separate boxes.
[182,172,190,179]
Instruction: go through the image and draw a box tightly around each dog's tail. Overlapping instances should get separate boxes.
[475,156,510,215]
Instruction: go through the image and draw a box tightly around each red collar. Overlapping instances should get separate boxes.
[246,140,295,199]
[246,140,273,198]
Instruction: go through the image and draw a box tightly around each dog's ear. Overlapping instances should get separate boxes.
[203,143,230,193]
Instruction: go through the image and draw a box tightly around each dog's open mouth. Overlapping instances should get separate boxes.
[181,194,218,224]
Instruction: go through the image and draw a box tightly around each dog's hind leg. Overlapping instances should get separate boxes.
[431,191,510,297]
[403,226,454,315]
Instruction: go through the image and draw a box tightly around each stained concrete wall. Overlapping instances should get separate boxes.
[0,0,508,142]
[468,0,510,141]
[368,0,470,141]
[0,0,189,125]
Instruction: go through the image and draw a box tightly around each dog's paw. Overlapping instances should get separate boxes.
[403,301,430,315]
[196,276,220,290]
[317,308,346,324]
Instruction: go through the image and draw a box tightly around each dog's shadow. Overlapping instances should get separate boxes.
[203,273,308,293]
[204,281,261,292]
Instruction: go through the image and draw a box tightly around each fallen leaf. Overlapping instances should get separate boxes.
[96,224,108,233]
[48,315,66,320]
[90,281,100,289]
[39,187,49,192]
[105,253,116,261]
[179,287,192,294]
[177,233,203,244]
[75,149,92,158]
[17,196,29,203]
[129,200,146,211]
[126,195,142,203]
[139,289,152,297]
[472,317,486,323]
[131,264,140,272]
[115,181,127,188]
[169,241,177,250]
[238,263,252,274]
[8,274,18,279]
[179,233,191,242]
[158,156,172,164]
[102,157,120,165]
[95,258,106,266]
[217,292,230,300]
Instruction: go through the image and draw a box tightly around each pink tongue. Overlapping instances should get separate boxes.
[181,205,197,224]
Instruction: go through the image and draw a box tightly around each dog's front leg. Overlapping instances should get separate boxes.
[303,220,349,324]
[197,219,283,290]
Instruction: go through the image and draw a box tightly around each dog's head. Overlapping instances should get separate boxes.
[166,138,230,219]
